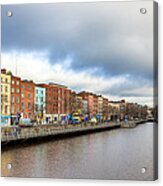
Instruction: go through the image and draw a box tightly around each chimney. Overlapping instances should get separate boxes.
[1,69,7,74]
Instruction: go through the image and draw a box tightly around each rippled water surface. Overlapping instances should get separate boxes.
[1,123,157,180]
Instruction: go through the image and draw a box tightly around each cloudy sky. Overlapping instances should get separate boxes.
[1,1,154,106]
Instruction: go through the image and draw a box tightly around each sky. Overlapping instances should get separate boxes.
[1,1,154,106]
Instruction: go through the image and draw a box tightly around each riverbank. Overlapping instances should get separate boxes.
[1,119,154,148]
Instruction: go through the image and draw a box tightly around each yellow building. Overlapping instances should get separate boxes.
[1,69,11,126]
[108,100,126,121]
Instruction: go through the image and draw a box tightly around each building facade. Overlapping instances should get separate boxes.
[70,91,83,114]
[39,83,71,123]
[82,100,88,115]
[21,80,35,120]
[93,94,99,116]
[57,84,71,119]
[34,86,46,124]
[103,97,109,121]
[78,91,97,118]
[98,96,103,117]
[1,69,11,126]
[108,100,126,121]
[1,68,148,125]
[11,74,22,125]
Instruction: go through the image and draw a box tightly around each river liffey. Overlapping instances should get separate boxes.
[1,122,157,180]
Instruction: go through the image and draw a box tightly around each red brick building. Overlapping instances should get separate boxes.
[57,84,71,115]
[103,97,109,120]
[11,74,22,124]
[78,91,97,117]
[21,80,35,119]
[93,94,99,115]
[39,83,58,116]
[39,83,71,123]
[70,91,83,114]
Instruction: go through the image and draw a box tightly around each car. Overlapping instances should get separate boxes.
[90,117,97,124]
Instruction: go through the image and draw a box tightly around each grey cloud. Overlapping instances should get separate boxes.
[1,2,154,104]
[2,2,153,78]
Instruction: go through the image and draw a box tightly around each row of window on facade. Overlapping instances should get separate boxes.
[22,93,31,99]
[22,84,31,89]
[1,104,45,114]
[11,96,20,104]
[12,80,20,85]
[21,102,32,110]
[1,77,10,84]
[1,95,8,102]
[17,102,44,111]
[35,89,44,94]
[35,97,44,102]
[11,87,20,93]
[1,85,9,92]
[1,105,8,114]
[11,105,20,113]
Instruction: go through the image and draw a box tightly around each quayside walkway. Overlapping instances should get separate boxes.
[1,119,152,147]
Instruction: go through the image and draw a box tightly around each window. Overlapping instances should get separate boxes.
[11,96,14,103]
[11,105,14,113]
[11,88,15,93]
[16,81,20,85]
[5,105,8,114]
[21,93,24,98]
[36,97,38,102]
[41,90,44,94]
[41,104,44,111]
[22,85,25,89]
[28,94,31,99]
[1,78,3,83]
[5,78,8,83]
[28,86,31,90]
[41,97,44,102]
[21,103,24,110]
[29,113,32,118]
[36,89,38,94]
[16,88,20,93]
[28,103,31,110]
[35,104,38,111]
[5,95,8,102]
[12,80,15,84]
[1,95,4,103]
[5,86,8,92]
[1,85,3,92]
[16,97,19,104]
[16,107,20,113]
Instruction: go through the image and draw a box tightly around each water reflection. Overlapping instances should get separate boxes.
[1,123,156,180]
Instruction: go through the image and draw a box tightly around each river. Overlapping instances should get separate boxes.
[1,122,157,180]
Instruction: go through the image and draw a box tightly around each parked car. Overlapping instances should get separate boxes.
[19,118,33,127]
[90,117,97,124]
[72,112,83,124]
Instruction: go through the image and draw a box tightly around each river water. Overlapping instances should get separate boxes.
[1,122,157,180]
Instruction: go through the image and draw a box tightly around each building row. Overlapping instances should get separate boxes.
[1,69,149,125]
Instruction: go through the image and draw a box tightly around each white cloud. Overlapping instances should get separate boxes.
[1,51,153,106]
